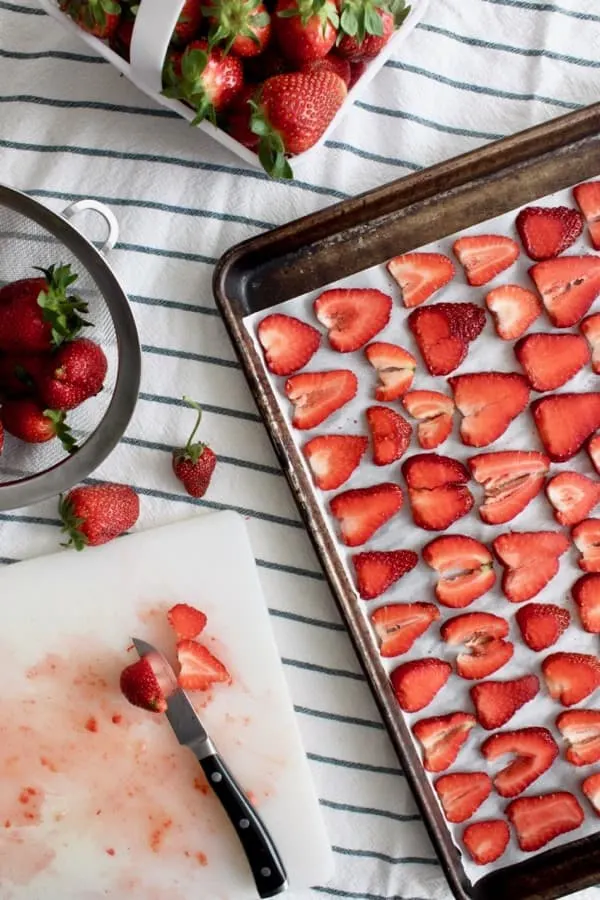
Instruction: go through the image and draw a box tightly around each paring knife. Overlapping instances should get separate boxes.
[132,637,288,899]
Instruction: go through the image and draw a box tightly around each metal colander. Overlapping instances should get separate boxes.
[0,184,141,511]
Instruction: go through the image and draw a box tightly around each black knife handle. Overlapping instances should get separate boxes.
[200,752,288,898]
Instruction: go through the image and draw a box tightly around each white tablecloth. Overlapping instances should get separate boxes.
[0,1,600,898]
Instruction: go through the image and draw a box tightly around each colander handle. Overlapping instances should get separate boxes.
[61,200,119,254]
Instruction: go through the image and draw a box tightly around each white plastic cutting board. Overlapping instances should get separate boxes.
[0,510,332,900]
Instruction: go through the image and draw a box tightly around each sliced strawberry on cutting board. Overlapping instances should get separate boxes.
[314,288,392,352]
[370,602,439,657]
[515,603,570,651]
[588,434,600,474]
[470,675,539,730]
[366,406,412,465]
[514,332,590,392]
[485,284,542,340]
[422,534,495,608]
[167,603,207,640]
[580,313,600,374]
[176,639,232,691]
[462,820,510,866]
[120,654,171,714]
[516,206,583,261]
[506,792,584,852]
[412,711,477,773]
[532,393,600,462]
[364,342,416,401]
[492,531,569,603]
[402,453,473,531]
[468,450,549,525]
[285,369,357,429]
[542,652,600,706]
[572,518,600,572]
[573,181,600,250]
[481,727,558,798]
[330,482,403,547]
[387,252,455,308]
[441,611,513,679]
[402,390,454,450]
[257,313,320,375]
[529,256,600,327]
[303,434,368,490]
[546,471,600,526]
[572,574,600,633]
[407,302,486,376]
[434,772,492,824]
[583,774,600,816]
[449,372,530,448]
[453,234,520,286]
[391,657,452,712]
[556,709,600,766]
[352,549,418,600]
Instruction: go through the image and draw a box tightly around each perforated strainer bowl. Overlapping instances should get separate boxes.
[0,184,141,510]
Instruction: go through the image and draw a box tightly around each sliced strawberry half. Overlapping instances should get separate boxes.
[412,711,477,773]
[542,652,600,706]
[314,288,392,352]
[366,406,412,466]
[515,603,570,652]
[468,450,549,525]
[167,603,207,640]
[449,372,530,447]
[506,792,584,852]
[462,820,510,866]
[303,434,368,491]
[582,773,600,816]
[485,284,542,341]
[588,434,600,474]
[580,313,600,374]
[556,709,600,766]
[481,727,558,798]
[330,483,403,547]
[441,611,513,679]
[391,657,452,712]
[529,256,600,327]
[401,452,473,531]
[572,574,600,633]
[176,639,232,691]
[516,206,583,261]
[470,675,540,731]
[453,234,520,286]
[532,393,600,462]
[402,390,454,450]
[370,602,439,657]
[434,772,492,824]
[492,531,569,603]
[546,471,600,526]
[573,181,600,250]
[407,302,486,376]
[257,313,320,375]
[422,534,495,608]
[364,342,416,401]
[387,252,455,308]
[572,517,600,573]
[285,370,357,430]
[514,332,590,392]
[352,549,418,600]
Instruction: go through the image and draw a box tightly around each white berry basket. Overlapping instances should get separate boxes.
[37,0,428,173]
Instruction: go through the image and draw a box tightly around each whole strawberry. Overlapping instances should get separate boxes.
[337,0,409,60]
[162,40,244,124]
[120,651,177,713]
[0,354,46,399]
[222,85,260,149]
[1,401,77,451]
[275,0,338,65]
[300,53,351,86]
[172,398,217,498]
[205,0,271,57]
[109,15,134,60]
[60,0,122,39]
[36,338,108,411]
[173,0,203,45]
[60,483,140,550]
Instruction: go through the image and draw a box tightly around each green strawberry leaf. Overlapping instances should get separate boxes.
[59,493,88,551]
[182,48,208,80]
[365,5,383,35]
[34,263,91,347]
[45,409,78,455]
[340,5,358,36]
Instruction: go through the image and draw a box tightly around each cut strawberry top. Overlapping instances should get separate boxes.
[285,369,357,429]
[364,342,416,401]
[387,252,455,308]
[462,820,510,866]
[468,450,549,526]
[329,482,403,547]
[573,181,600,250]
[303,434,368,491]
[515,603,570,652]
[453,234,520,286]
[366,406,412,466]
[545,471,600,526]
[257,313,320,375]
[529,255,600,327]
[412,711,477,773]
[370,602,439,657]
[556,709,600,766]
[516,206,583,261]
[434,771,492,824]
[514,332,590,392]
[485,284,542,341]
[314,288,392,352]
[532,393,600,463]
[352,549,418,600]
[506,792,584,852]
[449,372,530,448]
[481,727,558,798]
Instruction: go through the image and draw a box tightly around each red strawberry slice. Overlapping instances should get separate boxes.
[470,675,539,731]
[412,711,477,773]
[434,772,492,824]
[303,434,368,490]
[364,342,416,401]
[314,288,392,352]
[516,206,583,261]
[485,284,542,340]
[468,450,549,525]
[422,534,495,608]
[572,574,600,633]
[481,727,558,798]
[580,313,600,374]
[370,602,439,657]
[572,518,600,572]
[391,657,451,712]
[402,453,473,531]
[352,549,418,600]
[542,652,600,706]
[573,181,600,250]
[366,406,412,465]
[453,234,520,286]
[514,333,590,392]
[546,471,600,526]
[506,792,584,852]
[582,774,600,816]
[285,369,357,430]
[330,483,403,547]
[257,313,320,375]
[529,256,600,327]
[492,531,569,603]
[589,434,600,474]
[515,603,570,652]
[441,611,513,679]
[532,393,600,462]
[387,252,455,308]
[402,390,454,450]
[462,820,510,866]
[176,639,232,691]
[167,603,207,640]
[449,372,530,448]
[407,302,486,376]
[556,709,600,766]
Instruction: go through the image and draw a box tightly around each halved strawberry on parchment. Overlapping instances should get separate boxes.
[481,727,558,798]
[434,772,492,824]
[285,369,357,429]
[516,206,583,261]
[402,453,473,531]
[462,820,510,866]
[588,434,600,474]
[583,774,600,816]
[556,709,600,766]
[453,234,520,286]
[407,302,486,376]
[441,611,513,679]
[573,181,600,250]
[370,602,439,656]
[387,252,455,308]
[314,288,392,352]
[572,518,600,573]
[257,313,320,375]
[391,657,452,712]
[412,711,477,773]
[514,332,590,392]
[449,372,530,448]
[352,549,418,600]
[506,792,584,852]
[542,652,600,706]
[303,434,368,490]
[572,574,600,633]
[485,284,542,341]
[470,674,539,731]
[515,603,570,652]
[492,531,569,603]
[330,482,403,547]
[468,450,549,525]
[402,390,454,450]
[545,471,600,526]
[531,393,600,462]
[580,313,600,374]
[365,342,416,401]
[366,406,412,465]
[529,255,600,327]
[422,535,495,608]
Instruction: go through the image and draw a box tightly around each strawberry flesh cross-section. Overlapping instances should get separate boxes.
[441,611,513,679]
[468,450,549,525]
[370,602,439,657]
[386,252,455,308]
[481,727,558,797]
[401,453,474,531]
[556,709,600,766]
[329,482,403,547]
[412,712,477,773]
[506,792,584,852]
[492,530,569,603]
[449,372,530,448]
[422,534,495,607]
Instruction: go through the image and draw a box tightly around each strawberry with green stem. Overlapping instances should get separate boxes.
[60,483,140,550]
[163,40,244,125]
[275,0,339,65]
[337,0,409,61]
[172,398,217,498]
[1,401,77,453]
[204,0,271,57]
[60,0,122,39]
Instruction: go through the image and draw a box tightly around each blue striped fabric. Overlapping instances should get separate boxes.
[1,1,600,898]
